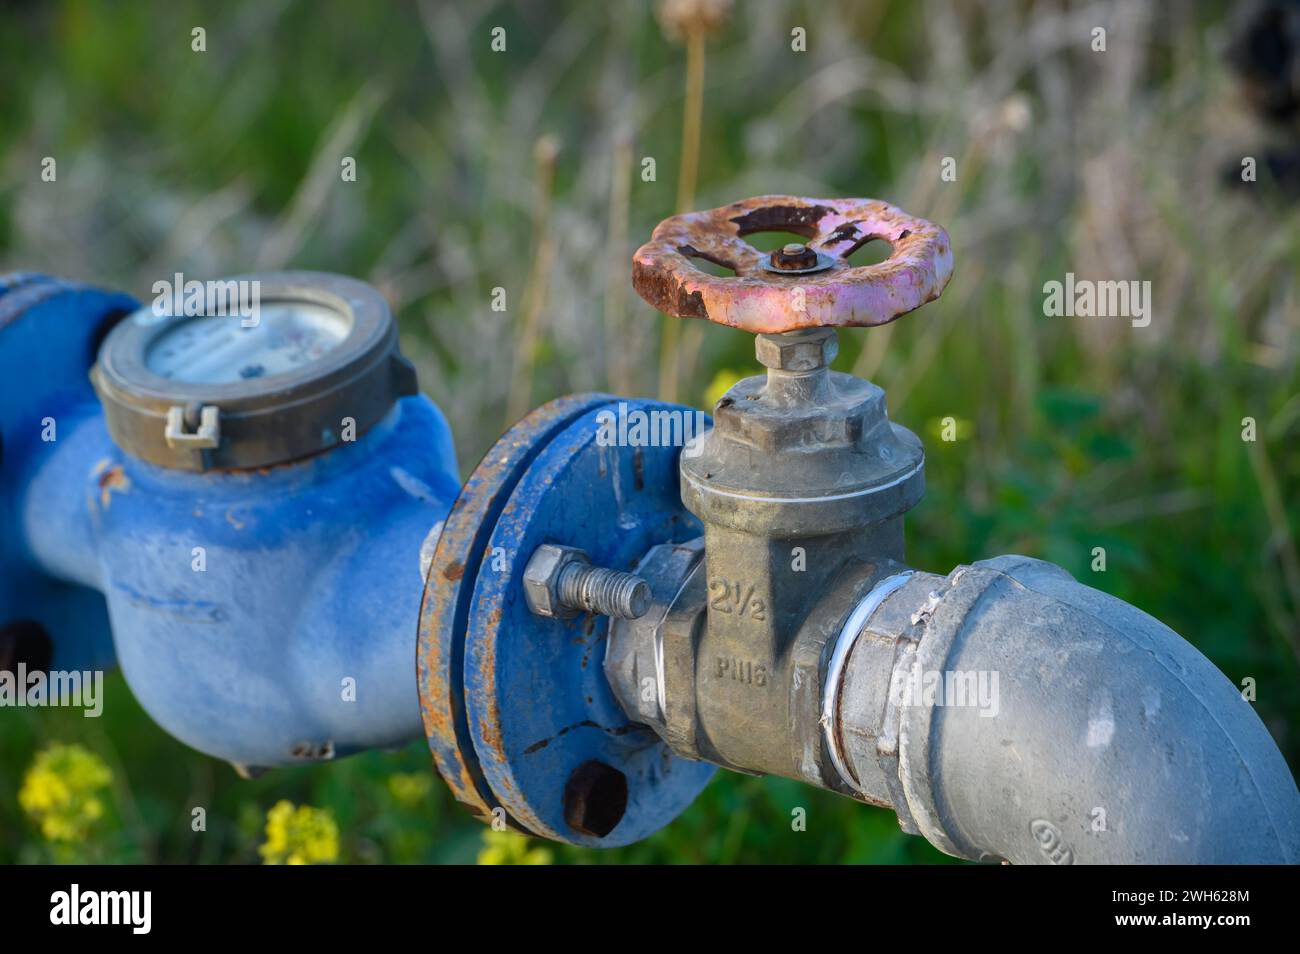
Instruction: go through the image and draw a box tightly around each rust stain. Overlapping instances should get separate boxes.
[728,202,833,235]
[97,465,130,508]
[416,487,497,818]
[476,604,505,758]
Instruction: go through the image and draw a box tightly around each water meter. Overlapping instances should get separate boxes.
[90,272,417,471]
[1,270,458,771]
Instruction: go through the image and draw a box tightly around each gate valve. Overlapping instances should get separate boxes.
[413,196,964,849]
[620,195,951,788]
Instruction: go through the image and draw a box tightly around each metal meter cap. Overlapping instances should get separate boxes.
[90,271,417,471]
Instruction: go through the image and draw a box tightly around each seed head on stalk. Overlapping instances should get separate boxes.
[654,0,734,403]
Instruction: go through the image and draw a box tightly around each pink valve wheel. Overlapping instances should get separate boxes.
[632,195,953,334]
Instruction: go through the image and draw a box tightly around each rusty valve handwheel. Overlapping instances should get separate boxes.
[632,195,953,334]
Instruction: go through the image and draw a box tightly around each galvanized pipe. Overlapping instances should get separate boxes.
[827,556,1300,863]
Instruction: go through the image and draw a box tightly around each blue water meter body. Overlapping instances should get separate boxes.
[0,273,460,769]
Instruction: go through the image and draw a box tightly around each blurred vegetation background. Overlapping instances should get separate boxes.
[1,0,1297,864]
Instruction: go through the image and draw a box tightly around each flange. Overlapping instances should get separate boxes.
[418,394,716,846]
[418,394,610,826]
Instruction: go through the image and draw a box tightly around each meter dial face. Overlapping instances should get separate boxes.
[144,302,351,385]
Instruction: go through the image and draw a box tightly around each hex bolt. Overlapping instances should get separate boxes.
[556,561,650,618]
[523,543,651,620]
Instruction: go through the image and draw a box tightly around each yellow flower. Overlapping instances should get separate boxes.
[477,829,553,866]
[258,800,339,865]
[18,743,112,843]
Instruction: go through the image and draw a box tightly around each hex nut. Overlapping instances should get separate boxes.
[522,543,588,618]
[770,243,819,270]
[755,328,839,372]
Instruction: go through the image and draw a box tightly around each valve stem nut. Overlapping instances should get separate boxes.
[755,327,839,372]
[523,543,651,620]
[770,242,819,271]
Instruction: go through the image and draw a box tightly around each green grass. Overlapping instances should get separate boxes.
[1,0,1296,863]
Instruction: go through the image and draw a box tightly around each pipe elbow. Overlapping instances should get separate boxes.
[841,556,1300,864]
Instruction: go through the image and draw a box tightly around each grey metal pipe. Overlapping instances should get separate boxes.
[829,555,1300,863]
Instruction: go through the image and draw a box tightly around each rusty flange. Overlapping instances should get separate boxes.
[417,394,715,845]
[631,195,953,333]
[418,394,612,826]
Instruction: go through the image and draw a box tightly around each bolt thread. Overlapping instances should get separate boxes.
[557,563,651,619]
